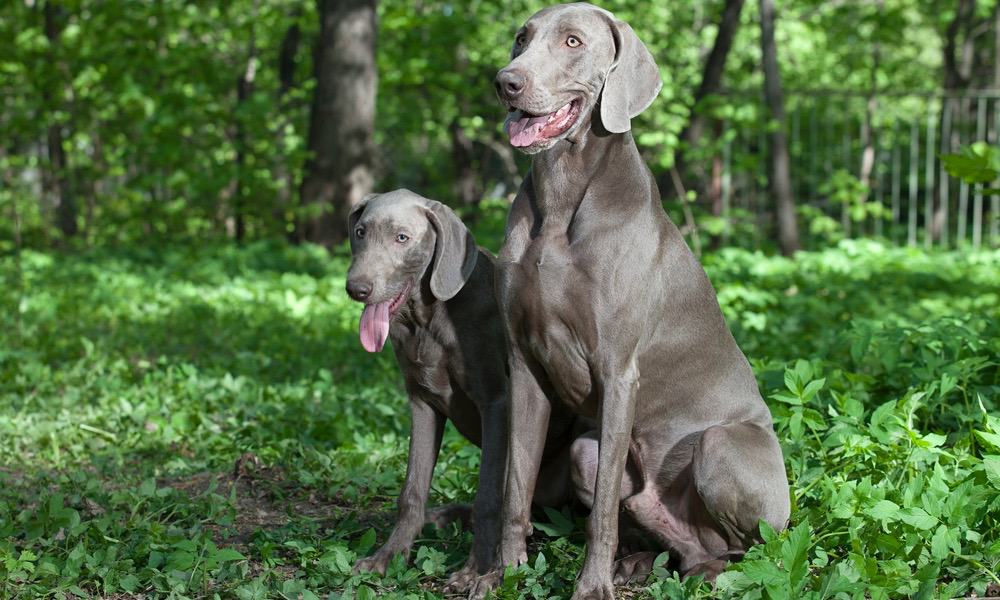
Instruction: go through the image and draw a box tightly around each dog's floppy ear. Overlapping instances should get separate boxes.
[598,15,662,134]
[423,199,478,301]
[347,193,377,237]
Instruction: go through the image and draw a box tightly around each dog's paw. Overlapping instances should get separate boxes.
[570,576,615,600]
[683,558,727,582]
[443,560,478,594]
[353,551,393,576]
[612,551,657,585]
[466,570,502,600]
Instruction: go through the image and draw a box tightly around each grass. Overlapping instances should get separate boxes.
[1,227,999,599]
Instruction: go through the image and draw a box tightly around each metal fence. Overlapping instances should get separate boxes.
[718,90,1000,249]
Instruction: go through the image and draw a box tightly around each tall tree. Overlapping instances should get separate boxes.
[675,0,745,167]
[299,0,377,246]
[931,0,993,243]
[43,1,77,240]
[274,14,302,236]
[232,1,259,242]
[995,2,1000,89]
[760,0,800,255]
[668,0,745,226]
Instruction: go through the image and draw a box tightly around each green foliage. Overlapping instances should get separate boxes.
[942,142,1000,193]
[819,170,889,223]
[2,240,998,598]
[0,0,965,248]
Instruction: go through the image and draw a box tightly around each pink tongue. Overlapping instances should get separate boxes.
[507,113,551,147]
[359,301,391,352]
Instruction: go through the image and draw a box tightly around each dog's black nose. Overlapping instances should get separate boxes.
[346,279,373,301]
[496,68,526,99]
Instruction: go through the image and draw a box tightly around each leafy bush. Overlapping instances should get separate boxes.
[1,240,998,598]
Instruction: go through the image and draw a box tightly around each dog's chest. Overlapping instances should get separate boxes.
[392,326,452,399]
[499,240,597,411]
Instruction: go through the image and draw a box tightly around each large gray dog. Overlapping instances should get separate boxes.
[476,4,791,599]
[345,189,582,590]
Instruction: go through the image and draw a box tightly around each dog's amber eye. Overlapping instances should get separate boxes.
[396,233,409,243]
[566,35,581,47]
[355,227,365,239]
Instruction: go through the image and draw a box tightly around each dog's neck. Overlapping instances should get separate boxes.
[529,124,638,224]
[394,278,438,332]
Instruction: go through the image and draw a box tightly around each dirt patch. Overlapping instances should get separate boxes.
[161,452,392,546]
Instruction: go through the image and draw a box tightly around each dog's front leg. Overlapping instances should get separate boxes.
[469,349,550,600]
[354,398,445,574]
[444,394,507,593]
[573,357,639,600]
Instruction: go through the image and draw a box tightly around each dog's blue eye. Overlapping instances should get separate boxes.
[355,227,365,239]
[396,233,409,243]
[566,35,581,48]
[516,34,527,46]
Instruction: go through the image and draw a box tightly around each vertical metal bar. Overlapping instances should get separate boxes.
[859,116,868,238]
[758,112,767,247]
[909,119,919,247]
[938,97,953,247]
[891,121,901,244]
[957,97,974,246]
[809,101,818,199]
[823,97,833,220]
[990,97,999,246]
[874,128,886,238]
[973,96,986,249]
[842,102,852,236]
[924,102,936,249]
[722,133,732,247]
[791,101,801,197]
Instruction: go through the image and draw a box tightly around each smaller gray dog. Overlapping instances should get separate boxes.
[346,189,579,590]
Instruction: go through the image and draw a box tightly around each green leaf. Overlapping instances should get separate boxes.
[941,148,999,184]
[741,559,787,595]
[801,378,826,402]
[533,506,575,537]
[213,548,245,562]
[355,528,376,555]
[930,525,959,560]
[975,430,1000,451]
[898,507,938,530]
[138,478,156,497]
[866,500,899,522]
[982,456,1000,489]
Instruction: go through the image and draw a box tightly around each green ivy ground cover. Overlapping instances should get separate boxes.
[1,236,998,599]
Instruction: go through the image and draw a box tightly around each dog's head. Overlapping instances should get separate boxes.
[345,189,477,352]
[495,2,661,153]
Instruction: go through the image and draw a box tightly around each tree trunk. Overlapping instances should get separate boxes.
[668,0,745,198]
[858,1,883,237]
[943,0,976,91]
[44,1,77,240]
[933,0,978,243]
[994,2,1000,89]
[298,0,377,247]
[233,5,258,243]
[451,120,480,211]
[678,0,745,158]
[759,0,800,255]
[451,43,480,213]
[275,16,301,240]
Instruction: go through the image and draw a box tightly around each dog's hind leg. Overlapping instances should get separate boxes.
[693,423,790,542]
[689,422,790,573]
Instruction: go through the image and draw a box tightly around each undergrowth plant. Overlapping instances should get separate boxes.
[1,239,998,599]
